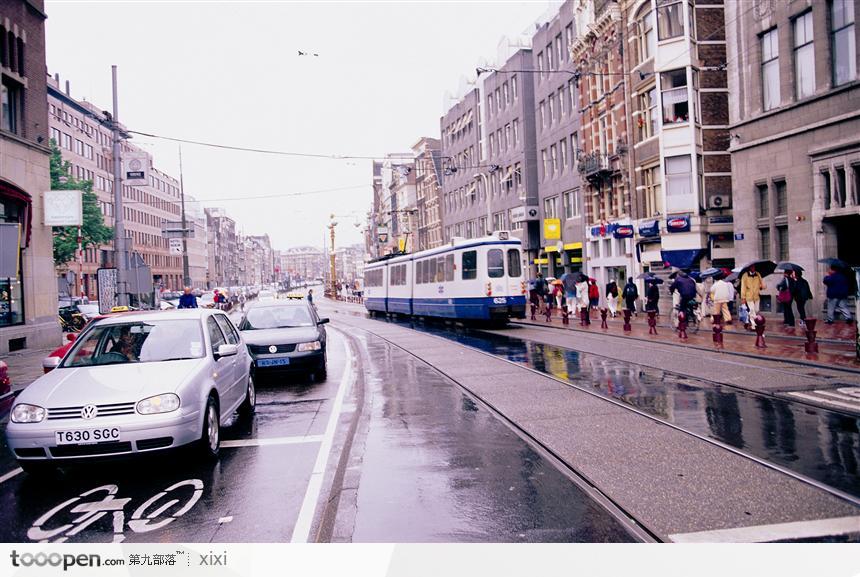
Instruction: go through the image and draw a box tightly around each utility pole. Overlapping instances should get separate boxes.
[110,65,129,307]
[328,216,337,297]
[178,145,191,287]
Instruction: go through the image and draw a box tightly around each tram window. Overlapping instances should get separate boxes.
[421,260,427,284]
[462,251,477,280]
[436,256,445,282]
[428,258,437,283]
[507,249,522,277]
[487,249,504,278]
[445,254,455,281]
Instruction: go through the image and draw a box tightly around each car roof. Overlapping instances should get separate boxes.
[246,299,309,310]
[93,308,222,326]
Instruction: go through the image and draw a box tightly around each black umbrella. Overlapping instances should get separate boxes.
[645,276,664,285]
[724,272,739,283]
[818,258,849,269]
[636,272,657,280]
[776,261,804,272]
[738,259,777,278]
[699,267,722,278]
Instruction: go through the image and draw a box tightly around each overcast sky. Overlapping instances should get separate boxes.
[45,1,557,250]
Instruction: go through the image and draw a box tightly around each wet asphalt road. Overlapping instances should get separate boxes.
[0,318,634,543]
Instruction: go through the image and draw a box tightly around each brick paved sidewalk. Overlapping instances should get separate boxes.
[519,307,860,371]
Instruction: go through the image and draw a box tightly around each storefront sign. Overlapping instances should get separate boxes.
[43,190,83,227]
[708,215,734,225]
[544,218,561,240]
[613,225,634,238]
[638,220,660,237]
[666,215,691,233]
[122,152,150,185]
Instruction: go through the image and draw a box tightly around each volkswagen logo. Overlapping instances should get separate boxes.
[268,345,278,354]
[80,404,98,420]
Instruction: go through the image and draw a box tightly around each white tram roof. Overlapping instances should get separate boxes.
[366,232,521,268]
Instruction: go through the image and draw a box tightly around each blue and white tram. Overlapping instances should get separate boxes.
[363,232,527,321]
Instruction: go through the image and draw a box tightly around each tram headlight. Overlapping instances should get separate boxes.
[486,282,492,297]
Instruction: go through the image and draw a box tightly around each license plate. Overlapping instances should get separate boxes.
[257,357,290,367]
[55,427,121,445]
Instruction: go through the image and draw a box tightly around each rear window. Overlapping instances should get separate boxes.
[462,251,477,280]
[487,249,504,278]
[507,249,522,277]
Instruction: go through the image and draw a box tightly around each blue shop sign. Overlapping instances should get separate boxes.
[638,220,660,237]
[666,215,691,233]
[613,225,634,238]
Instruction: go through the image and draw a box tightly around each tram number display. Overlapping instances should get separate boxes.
[493,297,507,304]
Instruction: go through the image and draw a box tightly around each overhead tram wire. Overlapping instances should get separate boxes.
[118,184,369,207]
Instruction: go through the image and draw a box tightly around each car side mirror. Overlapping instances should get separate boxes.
[318,318,330,325]
[216,343,239,358]
[42,356,61,373]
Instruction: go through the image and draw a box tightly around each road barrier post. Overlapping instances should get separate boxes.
[754,315,767,348]
[803,317,819,354]
[712,314,724,346]
[677,310,688,340]
[623,309,632,332]
[647,310,658,335]
[600,308,608,329]
[530,303,537,321]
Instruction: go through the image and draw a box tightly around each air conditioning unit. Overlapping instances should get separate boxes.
[708,194,731,209]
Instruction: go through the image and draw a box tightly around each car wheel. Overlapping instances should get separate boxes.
[18,460,57,477]
[239,375,256,417]
[199,395,220,459]
[314,355,327,382]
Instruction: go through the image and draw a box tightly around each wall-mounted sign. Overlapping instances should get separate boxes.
[543,218,561,240]
[43,190,82,227]
[169,238,183,255]
[734,233,745,240]
[638,220,660,238]
[613,225,634,238]
[122,152,150,185]
[666,215,691,233]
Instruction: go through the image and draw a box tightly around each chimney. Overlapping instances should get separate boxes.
[65,80,70,95]
[54,72,59,83]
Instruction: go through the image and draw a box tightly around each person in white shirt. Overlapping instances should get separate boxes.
[710,276,733,323]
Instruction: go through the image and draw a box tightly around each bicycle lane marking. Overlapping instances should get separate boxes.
[0,467,21,485]
[290,328,354,543]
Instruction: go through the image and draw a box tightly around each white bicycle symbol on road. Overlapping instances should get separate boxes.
[28,479,203,543]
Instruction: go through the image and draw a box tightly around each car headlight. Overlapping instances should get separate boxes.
[296,340,321,352]
[136,393,181,415]
[11,403,46,423]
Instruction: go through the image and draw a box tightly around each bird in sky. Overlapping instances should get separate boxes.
[298,50,319,57]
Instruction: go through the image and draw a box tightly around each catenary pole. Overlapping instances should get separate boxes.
[179,145,191,287]
[111,65,129,307]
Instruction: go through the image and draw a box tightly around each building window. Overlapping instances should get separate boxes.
[777,225,789,261]
[757,183,770,218]
[657,0,684,40]
[514,162,522,189]
[559,85,566,117]
[544,196,559,219]
[665,155,692,196]
[637,9,656,63]
[542,149,549,180]
[637,86,659,141]
[549,93,555,123]
[759,227,771,259]
[762,28,781,111]
[555,34,563,67]
[643,165,663,217]
[775,180,788,215]
[539,100,546,128]
[565,23,574,51]
[598,116,609,155]
[0,78,21,134]
[512,119,519,145]
[661,69,689,124]
[563,189,580,218]
[505,123,511,148]
[550,144,558,174]
[560,138,567,169]
[538,51,544,76]
[503,82,510,105]
[794,12,815,99]
[831,0,857,85]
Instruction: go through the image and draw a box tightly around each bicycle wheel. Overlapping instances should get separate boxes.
[128,479,203,534]
[28,484,128,543]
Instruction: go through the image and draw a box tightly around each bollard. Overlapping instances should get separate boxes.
[623,309,632,332]
[562,308,570,325]
[677,310,688,340]
[530,303,537,321]
[545,304,553,322]
[647,310,658,335]
[580,307,588,326]
[712,314,724,346]
[600,308,609,329]
[803,317,819,353]
[754,314,767,348]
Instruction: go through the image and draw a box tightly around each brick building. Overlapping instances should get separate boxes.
[0,0,59,352]
[726,0,859,316]
[412,136,443,251]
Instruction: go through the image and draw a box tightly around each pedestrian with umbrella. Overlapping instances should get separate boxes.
[739,260,774,330]
[561,271,577,316]
[794,269,813,327]
[622,277,639,315]
[710,271,733,324]
[821,260,854,324]
[551,278,565,313]
[776,262,805,327]
[645,278,661,314]
[605,279,619,317]
[575,274,590,317]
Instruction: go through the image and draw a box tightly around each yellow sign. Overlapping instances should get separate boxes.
[544,218,561,240]
[398,237,406,252]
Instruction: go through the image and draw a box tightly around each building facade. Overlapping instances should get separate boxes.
[281,246,325,284]
[532,2,585,278]
[726,0,859,315]
[0,0,59,352]
[439,87,481,241]
[413,136,443,251]
[205,207,239,287]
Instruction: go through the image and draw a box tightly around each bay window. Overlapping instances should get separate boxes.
[658,0,684,40]
[661,69,689,124]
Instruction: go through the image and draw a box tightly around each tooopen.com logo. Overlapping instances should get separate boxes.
[10,551,123,571]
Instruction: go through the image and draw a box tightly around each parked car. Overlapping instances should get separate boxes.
[7,309,254,475]
[237,299,328,380]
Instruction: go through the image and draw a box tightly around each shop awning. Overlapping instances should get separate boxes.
[660,248,707,269]
[0,179,32,248]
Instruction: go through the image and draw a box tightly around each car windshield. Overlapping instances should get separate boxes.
[62,319,205,367]
[242,305,314,329]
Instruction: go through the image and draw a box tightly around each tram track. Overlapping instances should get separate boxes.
[327,306,860,511]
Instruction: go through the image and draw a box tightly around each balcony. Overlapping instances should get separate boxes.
[577,151,611,183]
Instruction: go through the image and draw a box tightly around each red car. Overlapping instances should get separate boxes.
[0,360,12,416]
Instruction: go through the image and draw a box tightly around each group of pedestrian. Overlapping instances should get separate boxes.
[528,272,604,318]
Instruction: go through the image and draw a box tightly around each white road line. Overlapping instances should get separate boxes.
[290,329,353,543]
[218,516,233,524]
[815,389,860,403]
[0,468,22,485]
[787,391,860,412]
[669,515,860,543]
[221,435,323,448]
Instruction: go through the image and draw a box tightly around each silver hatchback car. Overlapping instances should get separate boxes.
[6,309,254,475]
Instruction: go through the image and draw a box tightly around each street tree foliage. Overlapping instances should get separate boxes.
[50,140,113,266]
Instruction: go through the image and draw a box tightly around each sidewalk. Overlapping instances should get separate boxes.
[0,346,55,393]
[519,307,860,371]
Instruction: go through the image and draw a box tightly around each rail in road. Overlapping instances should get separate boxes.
[322,301,860,542]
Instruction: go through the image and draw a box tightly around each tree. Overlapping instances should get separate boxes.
[50,141,113,266]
